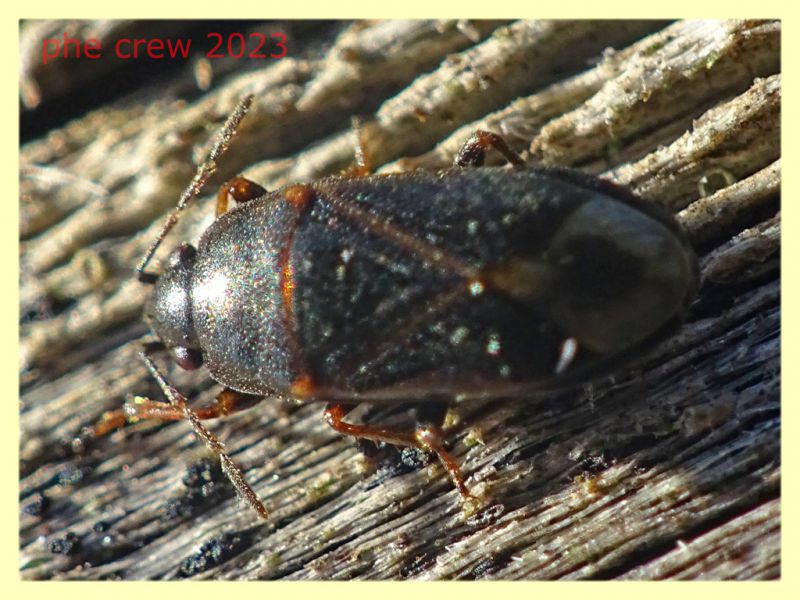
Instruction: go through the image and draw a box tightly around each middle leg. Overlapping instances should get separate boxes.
[324,401,474,500]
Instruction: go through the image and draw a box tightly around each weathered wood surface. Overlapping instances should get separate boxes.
[19,19,780,580]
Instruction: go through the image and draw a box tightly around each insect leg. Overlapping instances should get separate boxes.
[325,404,380,457]
[216,176,267,217]
[324,403,475,501]
[95,351,269,519]
[93,388,264,436]
[454,130,525,168]
[412,401,474,500]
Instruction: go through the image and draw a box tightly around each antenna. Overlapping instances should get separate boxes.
[136,94,254,282]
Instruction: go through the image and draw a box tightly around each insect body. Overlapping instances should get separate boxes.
[152,168,698,401]
[99,98,699,519]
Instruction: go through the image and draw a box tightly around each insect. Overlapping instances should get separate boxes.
[94,95,700,519]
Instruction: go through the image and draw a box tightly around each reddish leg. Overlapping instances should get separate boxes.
[93,387,264,437]
[94,351,269,519]
[455,130,525,168]
[216,176,267,217]
[324,402,474,500]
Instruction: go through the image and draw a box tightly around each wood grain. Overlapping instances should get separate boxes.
[20,19,780,580]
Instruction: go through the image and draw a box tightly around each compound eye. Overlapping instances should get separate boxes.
[172,346,203,371]
[168,243,197,269]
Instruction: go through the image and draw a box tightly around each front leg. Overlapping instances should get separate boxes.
[93,351,269,519]
[216,176,267,216]
[93,387,264,436]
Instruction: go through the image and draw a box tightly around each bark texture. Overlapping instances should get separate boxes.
[20,19,780,580]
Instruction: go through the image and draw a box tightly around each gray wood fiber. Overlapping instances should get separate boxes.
[20,19,780,580]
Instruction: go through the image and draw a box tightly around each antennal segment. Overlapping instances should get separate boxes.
[136,94,255,282]
[139,350,269,520]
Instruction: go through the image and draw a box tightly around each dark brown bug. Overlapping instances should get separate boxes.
[95,96,699,519]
